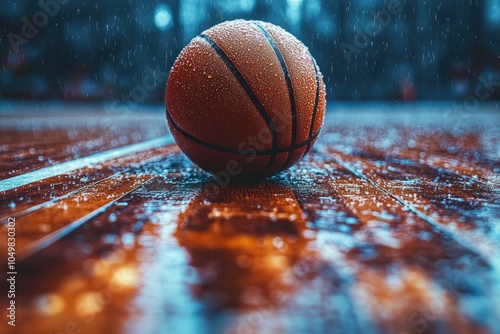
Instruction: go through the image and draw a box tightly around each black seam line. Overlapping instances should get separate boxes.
[251,22,298,171]
[304,56,321,156]
[199,34,278,171]
[167,108,319,155]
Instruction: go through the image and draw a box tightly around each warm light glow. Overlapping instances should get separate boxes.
[111,266,139,290]
[35,294,65,315]
[76,292,105,316]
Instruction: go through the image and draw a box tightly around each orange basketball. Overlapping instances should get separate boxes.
[165,19,326,179]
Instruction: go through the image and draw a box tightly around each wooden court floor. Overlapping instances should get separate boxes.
[0,103,499,334]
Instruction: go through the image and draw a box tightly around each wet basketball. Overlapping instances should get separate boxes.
[166,19,326,179]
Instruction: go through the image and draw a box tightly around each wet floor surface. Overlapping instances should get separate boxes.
[0,103,499,334]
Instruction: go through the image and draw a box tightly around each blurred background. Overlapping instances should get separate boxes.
[1,0,499,102]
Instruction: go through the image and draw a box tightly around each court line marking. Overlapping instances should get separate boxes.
[0,135,174,193]
[322,146,494,267]
[332,151,500,298]
[0,145,180,223]
[18,177,154,261]
[0,171,122,223]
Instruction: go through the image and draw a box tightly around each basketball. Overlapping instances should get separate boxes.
[166,19,326,179]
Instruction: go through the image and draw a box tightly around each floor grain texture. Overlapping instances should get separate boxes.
[0,103,498,334]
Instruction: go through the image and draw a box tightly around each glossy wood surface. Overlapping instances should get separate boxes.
[0,103,498,334]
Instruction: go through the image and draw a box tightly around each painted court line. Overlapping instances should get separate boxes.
[0,135,174,193]
[18,176,153,260]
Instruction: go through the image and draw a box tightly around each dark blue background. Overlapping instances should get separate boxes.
[1,0,499,102]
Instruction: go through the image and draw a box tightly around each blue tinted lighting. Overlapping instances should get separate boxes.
[487,0,500,25]
[155,4,173,30]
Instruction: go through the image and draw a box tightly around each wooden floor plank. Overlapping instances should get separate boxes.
[326,146,500,260]
[4,153,367,334]
[322,114,499,184]
[287,148,496,334]
[5,174,153,260]
[0,105,498,334]
[0,144,178,218]
[4,153,206,334]
[0,112,169,180]
[6,148,497,334]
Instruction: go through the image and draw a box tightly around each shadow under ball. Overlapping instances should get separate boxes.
[165,19,326,179]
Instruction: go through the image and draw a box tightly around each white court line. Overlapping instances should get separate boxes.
[18,178,152,260]
[0,135,174,193]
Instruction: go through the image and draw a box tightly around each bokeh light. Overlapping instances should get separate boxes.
[154,4,173,31]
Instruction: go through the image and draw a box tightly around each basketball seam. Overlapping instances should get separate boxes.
[252,22,298,172]
[198,34,278,173]
[304,57,321,156]
[167,108,320,155]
